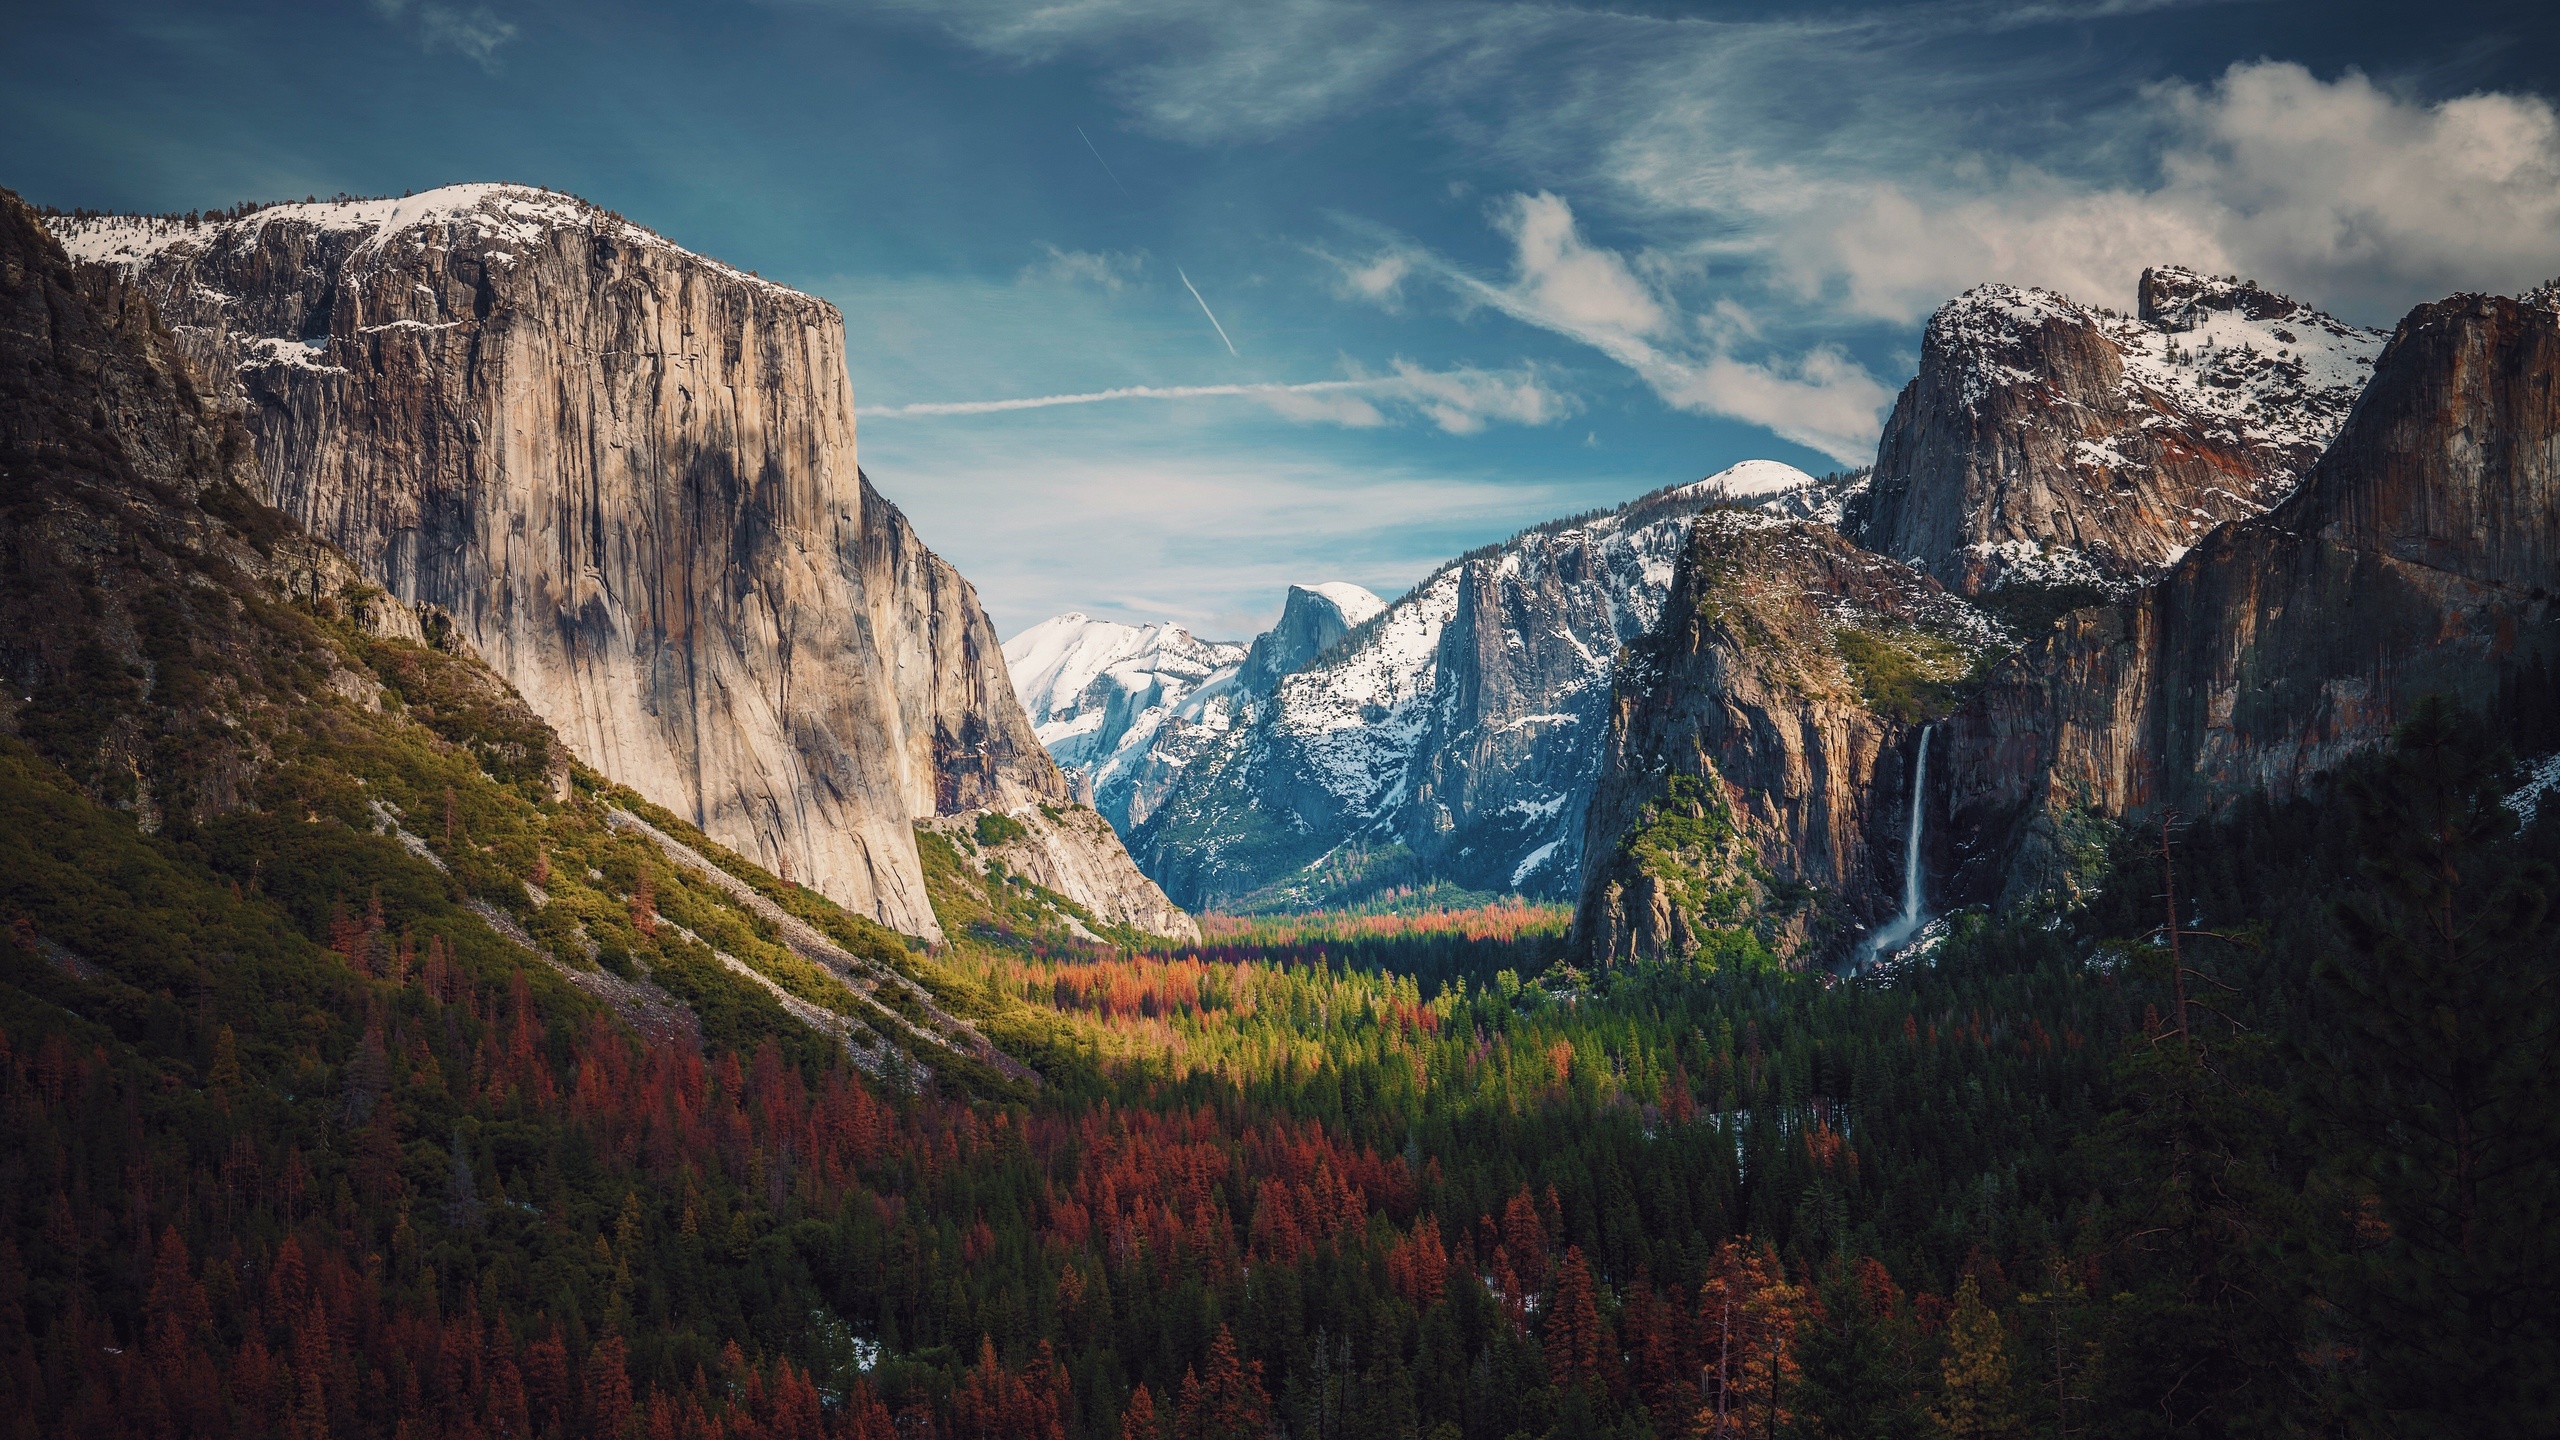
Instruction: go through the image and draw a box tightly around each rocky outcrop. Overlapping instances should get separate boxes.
[1575,515,1997,966]
[1129,466,1817,910]
[1236,582,1382,693]
[49,186,1186,941]
[1847,266,2381,597]
[1939,289,2560,908]
[920,803,1200,941]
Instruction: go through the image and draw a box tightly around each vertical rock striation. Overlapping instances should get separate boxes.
[1574,515,1997,966]
[1939,289,2560,908]
[49,186,1184,940]
[1847,266,2381,596]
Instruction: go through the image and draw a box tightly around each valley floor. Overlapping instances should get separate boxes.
[5,677,2556,1439]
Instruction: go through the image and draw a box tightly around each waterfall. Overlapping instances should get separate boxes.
[1861,725,1932,964]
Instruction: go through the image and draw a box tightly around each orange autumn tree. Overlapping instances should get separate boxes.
[1122,1383,1162,1440]
[953,1337,1070,1440]
[1174,1326,1271,1440]
[1690,1239,1805,1439]
[1388,1214,1450,1310]
[1544,1245,1618,1400]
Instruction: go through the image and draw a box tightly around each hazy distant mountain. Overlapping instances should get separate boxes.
[1119,462,1825,910]
[1005,584,1383,839]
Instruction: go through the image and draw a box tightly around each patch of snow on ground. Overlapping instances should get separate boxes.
[2509,753,2560,826]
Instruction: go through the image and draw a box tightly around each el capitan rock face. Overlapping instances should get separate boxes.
[1938,289,2560,909]
[1847,266,2382,597]
[49,186,1186,941]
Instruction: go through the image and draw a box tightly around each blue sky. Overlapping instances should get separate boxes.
[7,0,2557,639]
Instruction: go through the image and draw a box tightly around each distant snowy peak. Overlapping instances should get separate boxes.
[1300,582,1386,627]
[1008,584,1391,838]
[1239,582,1385,693]
[1002,613,1243,740]
[1685,458,1819,500]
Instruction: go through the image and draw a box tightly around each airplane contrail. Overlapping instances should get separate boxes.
[1177,267,1239,356]
[858,378,1379,418]
[1075,126,1131,197]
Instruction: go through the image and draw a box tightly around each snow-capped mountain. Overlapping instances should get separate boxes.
[1003,583,1382,838]
[1848,265,2385,596]
[1125,463,1817,909]
[1007,615,1248,766]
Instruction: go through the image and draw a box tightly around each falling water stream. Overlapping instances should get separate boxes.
[1859,725,1932,965]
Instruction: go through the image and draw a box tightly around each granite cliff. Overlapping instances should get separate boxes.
[1847,266,2382,599]
[1938,287,2560,909]
[0,185,1057,1081]
[1574,514,1997,966]
[48,185,1189,941]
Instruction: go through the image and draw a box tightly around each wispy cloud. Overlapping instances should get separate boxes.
[1024,244,1147,292]
[370,0,517,67]
[1345,194,1891,464]
[859,363,1576,435]
[889,1,2560,327]
[858,419,1597,635]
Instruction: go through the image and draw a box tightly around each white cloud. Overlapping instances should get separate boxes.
[1375,193,1889,463]
[820,2,2560,580]
[884,2,2560,329]
[1758,64,2560,323]
[1324,249,1414,309]
[1025,244,1147,292]
[1380,359,1572,434]
[2150,63,2560,313]
[1496,192,1672,340]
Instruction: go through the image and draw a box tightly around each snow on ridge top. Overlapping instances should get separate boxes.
[1933,281,2086,336]
[46,183,810,301]
[1686,459,1817,499]
[1298,582,1386,626]
[1927,267,2384,455]
[1002,612,1242,727]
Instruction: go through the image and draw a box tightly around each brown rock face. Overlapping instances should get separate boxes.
[1575,515,1996,966]
[1848,267,2380,596]
[1940,291,2560,907]
[48,186,1179,940]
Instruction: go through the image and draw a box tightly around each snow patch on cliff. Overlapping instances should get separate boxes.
[50,184,810,302]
